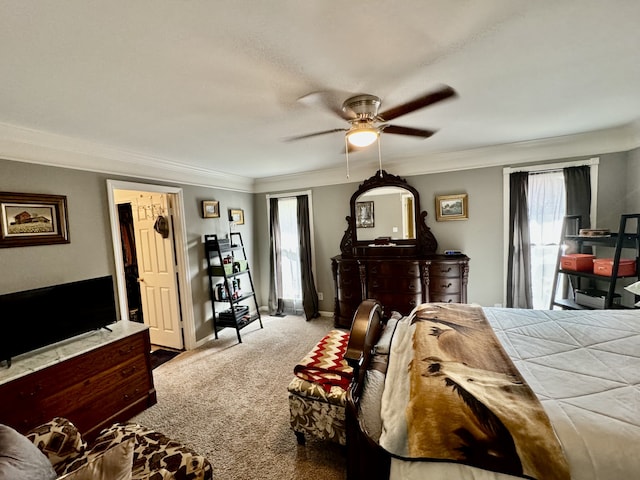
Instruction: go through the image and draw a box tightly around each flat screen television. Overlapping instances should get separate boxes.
[0,275,117,367]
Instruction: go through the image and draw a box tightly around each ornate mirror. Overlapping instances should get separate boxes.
[340,170,437,256]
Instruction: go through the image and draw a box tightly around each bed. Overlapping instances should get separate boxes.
[344,300,640,480]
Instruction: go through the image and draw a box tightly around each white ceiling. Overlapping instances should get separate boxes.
[1,1,640,192]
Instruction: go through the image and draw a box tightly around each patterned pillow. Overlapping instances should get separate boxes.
[90,423,213,480]
[26,417,87,474]
[57,439,134,480]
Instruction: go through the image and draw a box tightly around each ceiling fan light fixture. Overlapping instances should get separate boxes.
[346,126,378,147]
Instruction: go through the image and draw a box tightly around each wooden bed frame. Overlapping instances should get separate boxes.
[344,299,390,480]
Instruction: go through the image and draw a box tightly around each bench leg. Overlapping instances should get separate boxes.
[295,431,306,445]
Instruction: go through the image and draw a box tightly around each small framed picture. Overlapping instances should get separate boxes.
[202,200,220,218]
[435,194,468,221]
[0,192,70,247]
[228,208,244,225]
[356,201,375,228]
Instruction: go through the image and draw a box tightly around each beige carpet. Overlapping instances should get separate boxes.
[133,314,347,480]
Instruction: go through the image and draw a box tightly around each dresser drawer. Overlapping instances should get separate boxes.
[368,261,421,277]
[56,367,152,434]
[338,261,360,275]
[373,292,422,316]
[338,274,360,289]
[429,293,461,304]
[430,278,461,295]
[338,285,361,302]
[44,354,148,414]
[429,262,463,278]
[368,276,421,294]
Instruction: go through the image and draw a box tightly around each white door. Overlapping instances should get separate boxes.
[129,192,183,349]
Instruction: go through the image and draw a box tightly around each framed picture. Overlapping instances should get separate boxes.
[356,201,375,228]
[435,194,468,221]
[228,208,244,225]
[0,192,70,248]
[202,200,220,218]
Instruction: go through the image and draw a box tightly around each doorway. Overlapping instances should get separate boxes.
[107,180,195,350]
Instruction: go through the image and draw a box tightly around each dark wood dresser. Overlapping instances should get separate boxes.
[0,321,156,440]
[332,254,469,328]
[332,169,470,329]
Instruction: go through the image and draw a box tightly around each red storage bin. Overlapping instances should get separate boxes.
[593,258,637,277]
[561,254,595,272]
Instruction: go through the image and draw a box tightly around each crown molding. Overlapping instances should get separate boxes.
[254,121,640,192]
[0,122,254,192]
[1,120,639,194]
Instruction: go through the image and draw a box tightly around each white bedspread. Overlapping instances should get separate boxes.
[387,307,640,480]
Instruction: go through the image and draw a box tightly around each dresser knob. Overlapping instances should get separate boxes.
[441,267,452,273]
[441,283,452,289]
[121,366,138,377]
[20,383,42,398]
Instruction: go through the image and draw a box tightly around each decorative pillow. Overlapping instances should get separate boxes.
[57,439,134,480]
[358,369,386,442]
[374,313,401,355]
[0,424,57,480]
[624,280,640,306]
[26,417,87,473]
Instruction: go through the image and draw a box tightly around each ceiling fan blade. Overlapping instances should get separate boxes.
[297,91,356,120]
[381,125,436,138]
[378,86,457,122]
[284,128,347,142]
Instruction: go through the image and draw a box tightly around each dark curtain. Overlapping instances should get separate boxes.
[507,172,533,308]
[268,198,284,315]
[297,195,320,320]
[564,166,591,230]
[563,165,592,292]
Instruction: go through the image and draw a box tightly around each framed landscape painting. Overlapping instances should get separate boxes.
[435,193,468,221]
[0,192,70,247]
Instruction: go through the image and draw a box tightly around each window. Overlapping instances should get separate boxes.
[504,158,598,308]
[528,171,565,309]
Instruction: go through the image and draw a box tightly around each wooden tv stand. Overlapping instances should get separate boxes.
[0,321,156,440]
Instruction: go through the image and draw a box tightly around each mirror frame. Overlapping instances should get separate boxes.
[340,170,437,256]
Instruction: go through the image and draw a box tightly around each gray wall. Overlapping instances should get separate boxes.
[256,150,639,312]
[2,148,638,343]
[0,158,255,343]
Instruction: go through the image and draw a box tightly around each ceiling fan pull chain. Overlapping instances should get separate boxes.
[377,136,383,176]
[345,136,350,178]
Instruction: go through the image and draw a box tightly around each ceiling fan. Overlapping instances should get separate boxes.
[287,85,457,149]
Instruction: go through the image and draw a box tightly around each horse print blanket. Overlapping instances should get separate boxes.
[294,329,353,392]
[379,303,570,480]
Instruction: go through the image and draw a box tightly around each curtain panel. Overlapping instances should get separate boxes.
[296,195,320,320]
[268,197,283,315]
[507,171,533,308]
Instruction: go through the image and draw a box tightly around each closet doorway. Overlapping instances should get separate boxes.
[107,181,194,350]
